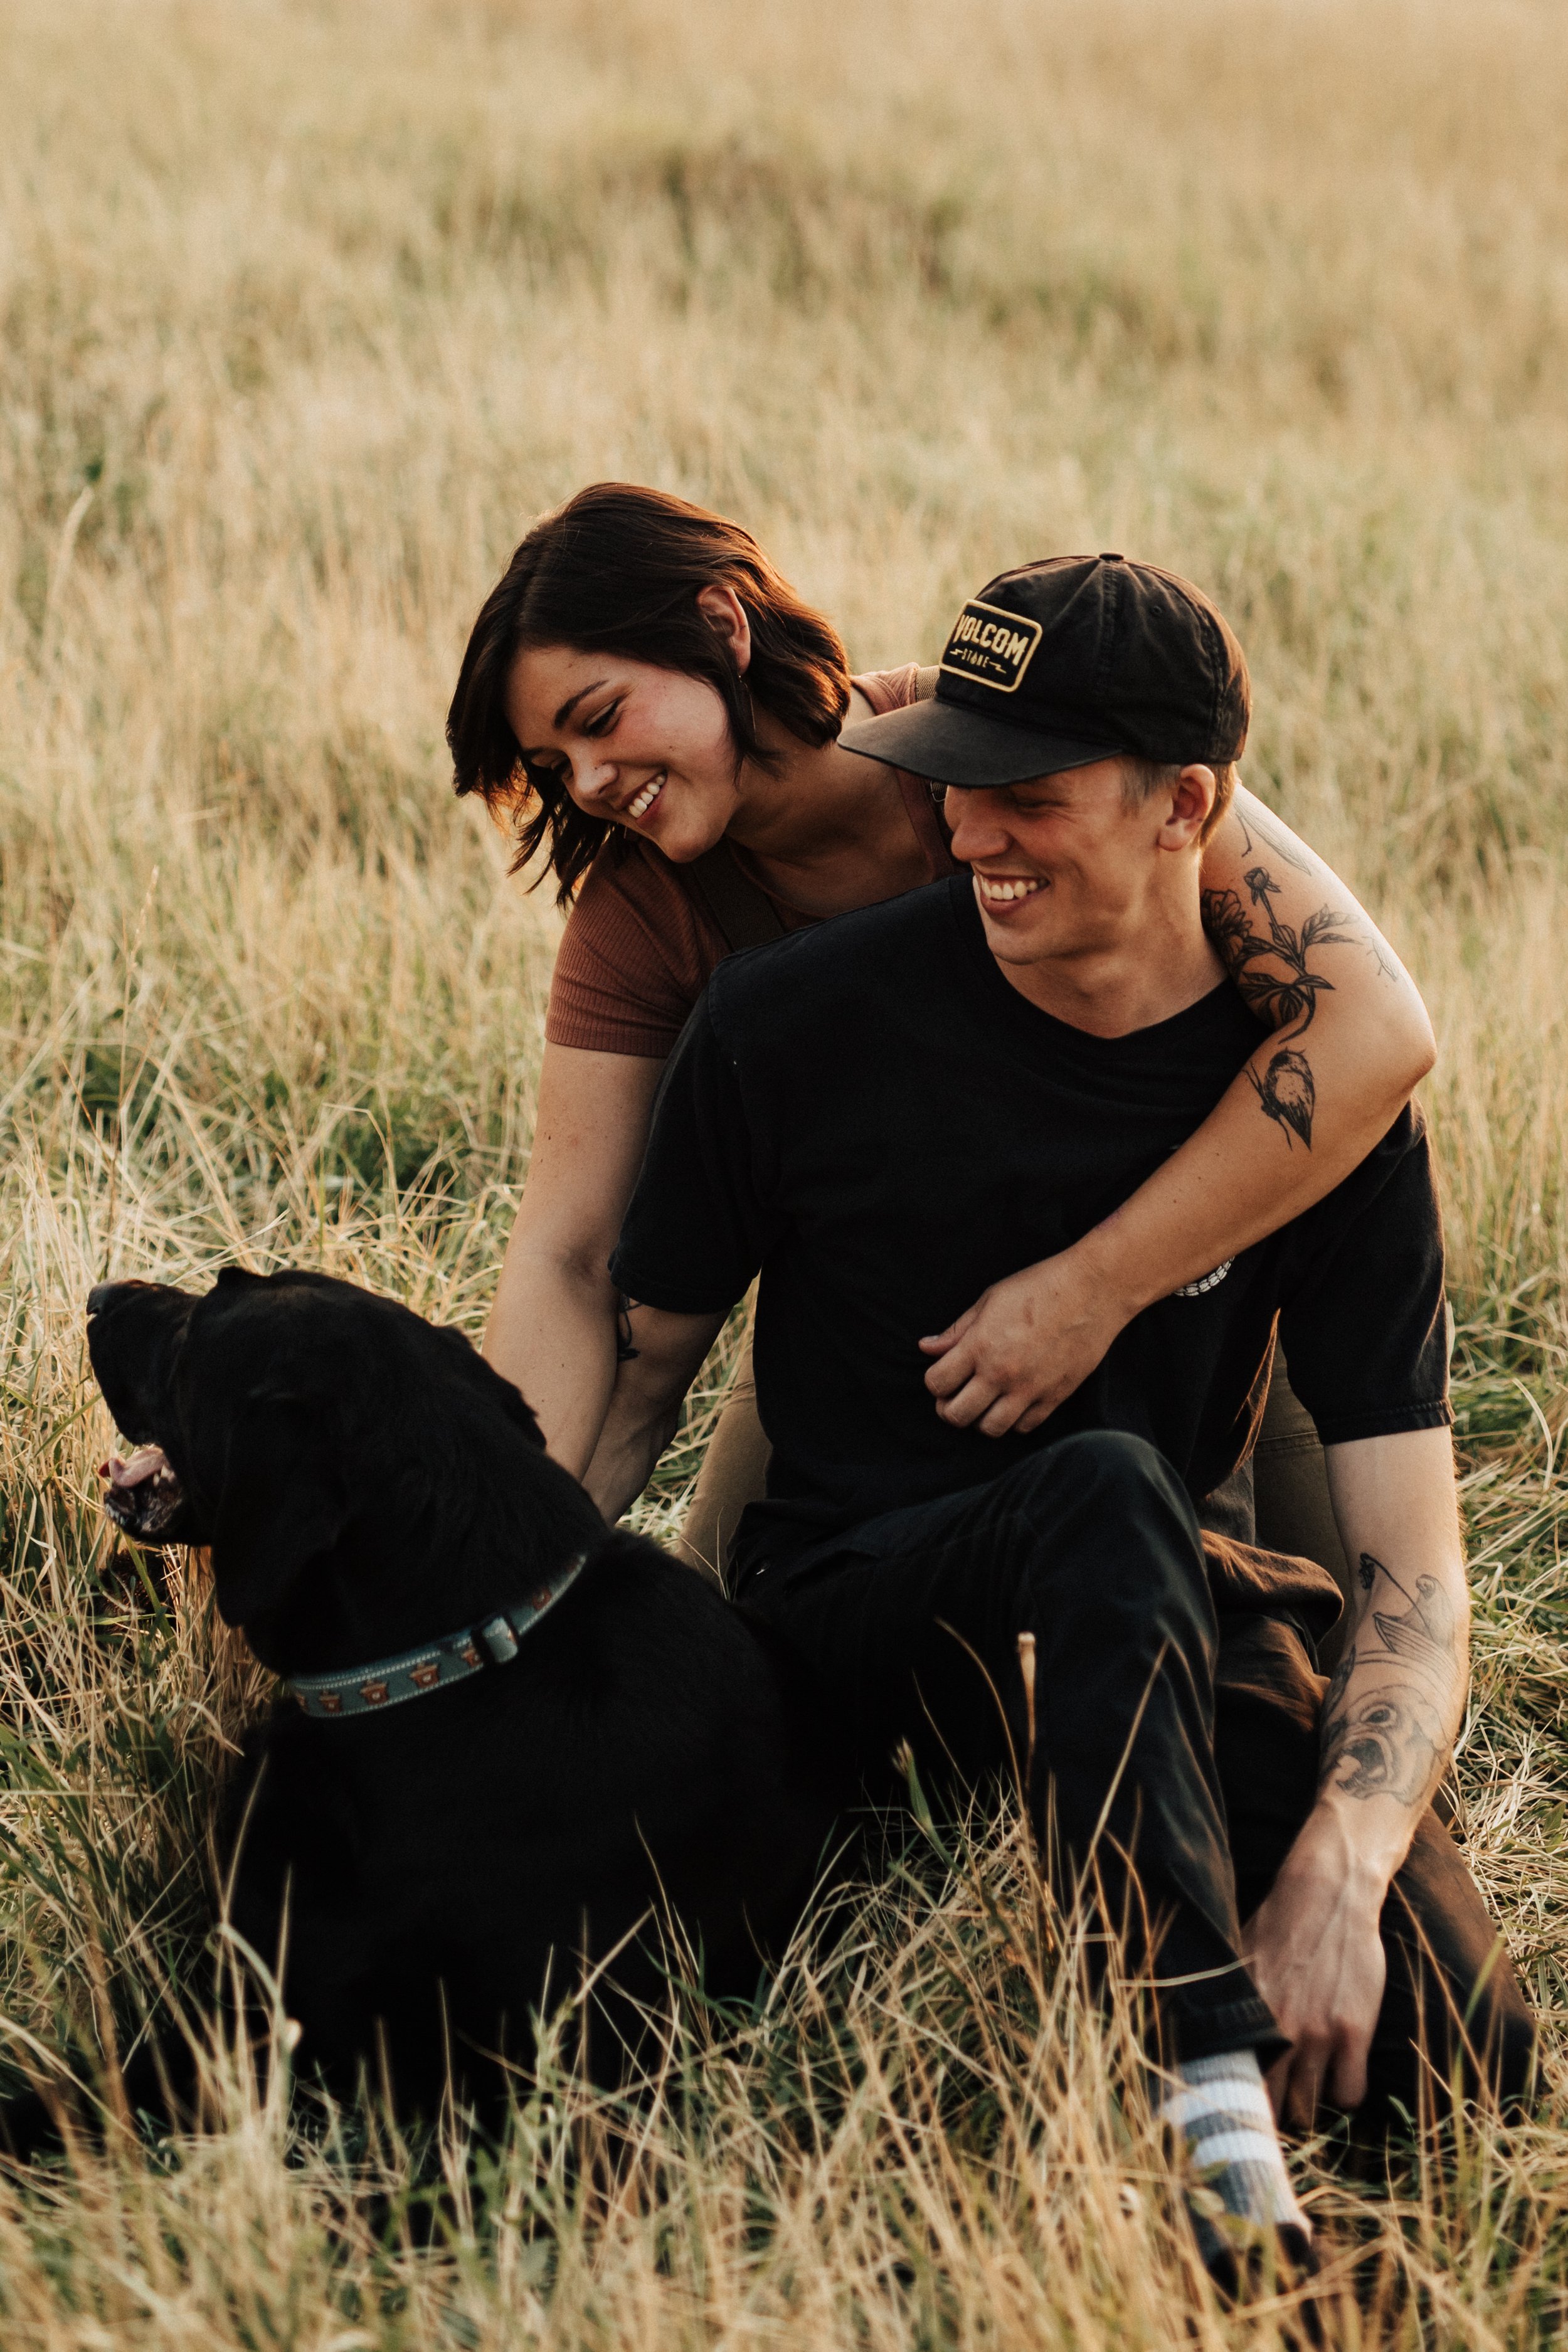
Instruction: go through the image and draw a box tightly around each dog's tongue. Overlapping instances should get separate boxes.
[100,1446,172,1490]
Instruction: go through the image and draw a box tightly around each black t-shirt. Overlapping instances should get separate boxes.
[611,876,1451,1573]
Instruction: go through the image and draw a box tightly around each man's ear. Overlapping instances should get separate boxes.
[207,1392,348,1627]
[1157,762,1217,849]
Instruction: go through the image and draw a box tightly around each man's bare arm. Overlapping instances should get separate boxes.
[1242,1424,1468,2126]
[581,1301,727,1525]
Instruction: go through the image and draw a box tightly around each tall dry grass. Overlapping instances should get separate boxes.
[2,0,1567,2339]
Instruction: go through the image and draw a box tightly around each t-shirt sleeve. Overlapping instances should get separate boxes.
[1276,1108,1453,1446]
[852,664,923,716]
[544,847,726,1059]
[608,987,776,1316]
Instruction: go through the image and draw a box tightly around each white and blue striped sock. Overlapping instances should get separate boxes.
[1159,2049,1310,2246]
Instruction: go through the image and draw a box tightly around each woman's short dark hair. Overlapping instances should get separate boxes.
[447,484,852,903]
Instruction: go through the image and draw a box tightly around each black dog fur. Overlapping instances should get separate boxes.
[21,1268,840,2137]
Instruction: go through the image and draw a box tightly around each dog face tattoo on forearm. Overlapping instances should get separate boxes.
[1317,1550,1462,1808]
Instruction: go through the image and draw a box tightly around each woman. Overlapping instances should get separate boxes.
[447,484,1433,1589]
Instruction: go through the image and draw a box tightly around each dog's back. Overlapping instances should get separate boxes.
[231,1528,840,2101]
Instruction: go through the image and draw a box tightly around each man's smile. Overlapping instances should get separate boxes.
[975,872,1045,904]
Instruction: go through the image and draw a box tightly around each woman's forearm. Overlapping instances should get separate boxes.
[484,1042,667,1478]
[483,1235,620,1479]
[1072,1022,1423,1320]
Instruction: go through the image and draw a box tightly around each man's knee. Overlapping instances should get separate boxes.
[1014,1429,1198,1538]
[1006,1432,1212,1636]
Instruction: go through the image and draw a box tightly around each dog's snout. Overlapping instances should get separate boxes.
[87,1278,159,1321]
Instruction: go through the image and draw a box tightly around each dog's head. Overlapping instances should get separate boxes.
[88,1268,561,1642]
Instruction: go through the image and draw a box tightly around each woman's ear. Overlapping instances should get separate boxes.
[695,583,753,674]
[208,1393,347,1628]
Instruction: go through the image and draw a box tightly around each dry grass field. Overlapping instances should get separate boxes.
[3,0,1568,2339]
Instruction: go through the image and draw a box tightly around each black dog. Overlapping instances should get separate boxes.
[62,1267,840,2125]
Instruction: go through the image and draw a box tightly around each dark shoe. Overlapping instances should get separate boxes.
[1190,2206,1327,2343]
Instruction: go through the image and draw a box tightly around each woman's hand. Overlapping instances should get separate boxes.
[919,1242,1131,1436]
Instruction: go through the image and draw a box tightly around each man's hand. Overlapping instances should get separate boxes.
[919,1246,1131,1436]
[1242,1810,1388,2129]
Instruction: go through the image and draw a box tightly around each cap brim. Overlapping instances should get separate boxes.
[839,699,1126,787]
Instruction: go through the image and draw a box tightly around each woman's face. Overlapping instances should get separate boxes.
[505,643,744,864]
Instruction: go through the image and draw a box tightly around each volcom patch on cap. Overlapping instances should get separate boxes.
[939,598,1043,694]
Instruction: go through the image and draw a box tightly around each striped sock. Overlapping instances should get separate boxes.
[1159,2049,1310,2249]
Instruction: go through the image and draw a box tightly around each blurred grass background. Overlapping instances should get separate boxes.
[2,0,1567,2339]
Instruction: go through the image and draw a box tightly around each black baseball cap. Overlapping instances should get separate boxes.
[839,553,1249,787]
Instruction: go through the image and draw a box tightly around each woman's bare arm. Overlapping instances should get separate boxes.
[1193,785,1434,1157]
[921,784,1437,1435]
[483,1044,665,1475]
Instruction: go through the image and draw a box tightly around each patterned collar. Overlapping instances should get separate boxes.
[285,1552,587,1722]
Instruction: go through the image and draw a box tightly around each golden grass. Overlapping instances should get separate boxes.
[2,0,1567,2338]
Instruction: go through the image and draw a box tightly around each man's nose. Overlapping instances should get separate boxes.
[944,789,1012,862]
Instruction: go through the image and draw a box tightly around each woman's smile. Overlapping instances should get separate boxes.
[625,773,665,822]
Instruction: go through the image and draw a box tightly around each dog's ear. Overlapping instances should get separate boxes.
[206,1391,348,1627]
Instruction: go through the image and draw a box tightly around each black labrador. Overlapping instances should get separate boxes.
[49,1267,839,2127]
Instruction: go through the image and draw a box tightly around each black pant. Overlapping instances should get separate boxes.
[742,1433,1535,2121]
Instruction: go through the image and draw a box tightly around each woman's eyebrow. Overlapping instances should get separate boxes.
[553,679,608,729]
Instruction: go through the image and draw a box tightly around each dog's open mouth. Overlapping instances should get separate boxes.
[98,1444,187,1544]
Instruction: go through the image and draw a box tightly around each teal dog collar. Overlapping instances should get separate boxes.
[287,1553,586,1722]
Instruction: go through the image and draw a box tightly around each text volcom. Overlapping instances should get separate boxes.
[939,598,1044,694]
[952,615,1032,664]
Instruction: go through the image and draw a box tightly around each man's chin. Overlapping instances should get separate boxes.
[974,896,1056,955]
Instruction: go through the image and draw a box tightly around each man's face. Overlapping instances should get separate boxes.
[943,756,1191,972]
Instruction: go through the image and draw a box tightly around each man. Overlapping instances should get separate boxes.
[585,554,1534,2271]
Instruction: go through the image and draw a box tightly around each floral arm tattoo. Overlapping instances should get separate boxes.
[1318,1552,1462,1808]
[1200,805,1381,1151]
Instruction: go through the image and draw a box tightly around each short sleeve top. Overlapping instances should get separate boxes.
[609,875,1451,1572]
[543,667,955,1059]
